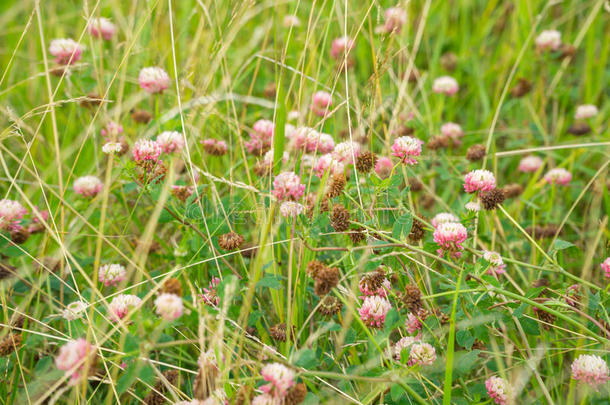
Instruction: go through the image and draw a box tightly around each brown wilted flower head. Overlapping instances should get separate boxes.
[137,160,167,184]
[233,385,254,405]
[356,151,376,173]
[403,68,420,83]
[428,135,450,150]
[160,278,183,296]
[466,144,486,162]
[349,226,366,244]
[285,382,307,405]
[390,272,400,286]
[193,364,216,401]
[144,369,179,404]
[134,237,161,254]
[567,122,591,136]
[560,44,577,59]
[526,224,560,239]
[533,299,555,329]
[532,278,549,288]
[117,137,130,157]
[0,333,21,357]
[326,173,346,198]
[253,161,271,177]
[240,242,258,258]
[434,309,450,325]
[408,217,425,243]
[218,231,244,251]
[565,284,581,308]
[525,225,543,238]
[480,188,505,210]
[130,109,152,124]
[79,92,103,109]
[306,260,326,278]
[502,183,523,199]
[510,78,532,98]
[402,284,423,313]
[202,139,228,156]
[0,262,16,280]
[393,125,415,137]
[532,278,550,296]
[10,227,29,244]
[330,204,350,232]
[420,194,435,209]
[50,66,67,77]
[471,340,487,351]
[171,185,194,203]
[10,315,24,330]
[313,265,340,296]
[269,323,287,342]
[440,51,458,71]
[263,82,276,98]
[408,177,423,192]
[541,224,560,238]
[34,257,61,274]
[319,295,343,317]
[359,267,387,294]
[305,194,329,219]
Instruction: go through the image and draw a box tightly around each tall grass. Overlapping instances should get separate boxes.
[0,0,609,404]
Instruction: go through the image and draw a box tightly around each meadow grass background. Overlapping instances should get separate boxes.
[0,0,609,404]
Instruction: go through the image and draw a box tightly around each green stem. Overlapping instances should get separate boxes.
[442,265,464,405]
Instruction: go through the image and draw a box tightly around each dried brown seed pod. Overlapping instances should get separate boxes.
[218,232,244,251]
